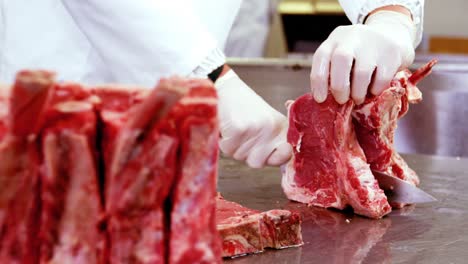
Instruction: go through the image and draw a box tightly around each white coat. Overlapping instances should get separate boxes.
[0,0,423,86]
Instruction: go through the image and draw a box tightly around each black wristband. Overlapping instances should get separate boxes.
[208,64,225,83]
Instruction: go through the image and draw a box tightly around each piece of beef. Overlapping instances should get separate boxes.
[216,195,303,258]
[168,80,222,264]
[217,199,263,257]
[97,79,188,264]
[0,85,9,141]
[1,71,225,263]
[261,209,303,250]
[0,71,55,263]
[282,60,436,217]
[353,60,437,188]
[282,94,391,219]
[38,83,105,263]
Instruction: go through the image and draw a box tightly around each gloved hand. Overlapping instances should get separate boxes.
[310,10,416,105]
[215,69,292,168]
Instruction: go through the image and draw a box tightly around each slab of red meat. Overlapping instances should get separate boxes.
[216,195,303,258]
[1,71,224,263]
[0,71,55,263]
[282,94,391,219]
[97,79,189,263]
[168,80,222,264]
[0,85,9,141]
[38,82,106,263]
[353,60,437,188]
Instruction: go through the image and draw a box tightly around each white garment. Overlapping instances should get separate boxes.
[338,0,424,46]
[0,0,240,86]
[0,0,423,85]
[224,0,276,57]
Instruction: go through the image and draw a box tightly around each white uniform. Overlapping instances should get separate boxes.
[0,0,424,86]
[224,0,276,58]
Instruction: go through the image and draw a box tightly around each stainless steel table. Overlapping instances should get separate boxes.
[219,154,468,264]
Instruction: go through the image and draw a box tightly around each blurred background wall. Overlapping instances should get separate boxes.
[224,0,468,58]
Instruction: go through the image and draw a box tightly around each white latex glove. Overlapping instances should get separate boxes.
[215,70,292,168]
[310,10,416,105]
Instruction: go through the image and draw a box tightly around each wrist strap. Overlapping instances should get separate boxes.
[208,64,225,83]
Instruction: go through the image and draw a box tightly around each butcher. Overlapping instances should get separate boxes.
[0,0,423,168]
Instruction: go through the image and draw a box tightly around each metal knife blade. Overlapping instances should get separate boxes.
[372,170,437,204]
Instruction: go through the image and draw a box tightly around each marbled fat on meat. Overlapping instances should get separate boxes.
[353,60,436,188]
[169,81,222,264]
[282,93,391,219]
[99,79,187,264]
[282,60,436,216]
[39,83,105,263]
[0,71,55,263]
[216,195,303,258]
[0,72,224,263]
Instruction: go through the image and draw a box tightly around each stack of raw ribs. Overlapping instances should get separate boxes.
[0,71,303,263]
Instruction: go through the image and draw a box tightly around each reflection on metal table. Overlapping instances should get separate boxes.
[218,154,468,264]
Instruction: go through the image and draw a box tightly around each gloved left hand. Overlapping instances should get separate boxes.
[215,70,292,169]
[310,10,416,105]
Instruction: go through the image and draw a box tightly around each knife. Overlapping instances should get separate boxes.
[372,170,437,204]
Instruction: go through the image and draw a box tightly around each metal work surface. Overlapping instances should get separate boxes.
[229,57,468,157]
[218,154,468,264]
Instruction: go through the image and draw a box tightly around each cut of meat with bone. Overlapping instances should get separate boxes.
[39,83,105,263]
[0,71,243,263]
[105,130,177,263]
[216,195,303,258]
[0,71,55,264]
[10,71,55,138]
[100,79,189,264]
[217,199,263,257]
[353,60,436,187]
[282,94,391,219]
[169,80,222,264]
[0,139,41,264]
[282,60,436,217]
[352,86,410,179]
[96,80,187,189]
[261,209,303,250]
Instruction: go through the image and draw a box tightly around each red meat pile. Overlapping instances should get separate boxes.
[0,71,221,264]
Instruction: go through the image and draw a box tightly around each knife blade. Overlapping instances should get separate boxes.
[372,170,437,204]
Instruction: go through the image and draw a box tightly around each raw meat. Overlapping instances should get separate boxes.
[0,85,9,140]
[216,195,303,258]
[282,60,436,217]
[39,82,105,263]
[353,60,437,186]
[282,94,391,219]
[169,80,222,264]
[99,79,188,264]
[96,78,223,263]
[1,71,224,264]
[0,71,54,263]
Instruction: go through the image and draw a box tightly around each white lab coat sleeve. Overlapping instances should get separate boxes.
[61,0,224,87]
[338,0,424,47]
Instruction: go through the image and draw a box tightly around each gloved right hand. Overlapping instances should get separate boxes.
[215,69,292,168]
[310,10,416,105]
